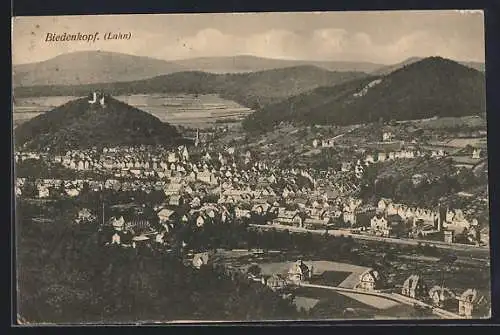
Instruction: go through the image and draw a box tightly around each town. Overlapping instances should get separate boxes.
[14,91,491,321]
[13,11,491,323]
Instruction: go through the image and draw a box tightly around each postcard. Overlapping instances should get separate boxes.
[12,10,490,324]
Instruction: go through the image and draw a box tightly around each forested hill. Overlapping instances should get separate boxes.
[13,65,367,109]
[14,94,182,152]
[16,199,303,323]
[242,57,486,133]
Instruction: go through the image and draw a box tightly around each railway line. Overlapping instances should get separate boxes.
[249,223,490,256]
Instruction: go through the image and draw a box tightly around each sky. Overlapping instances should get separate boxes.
[11,10,485,65]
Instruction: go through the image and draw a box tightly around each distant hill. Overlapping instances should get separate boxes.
[13,51,485,87]
[12,51,380,87]
[173,55,384,74]
[14,93,182,152]
[372,57,485,75]
[243,57,486,133]
[14,65,367,109]
[12,51,188,87]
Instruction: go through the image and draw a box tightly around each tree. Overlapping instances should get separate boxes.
[21,180,37,198]
[247,265,262,277]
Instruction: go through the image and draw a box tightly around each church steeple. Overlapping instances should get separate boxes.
[195,128,200,147]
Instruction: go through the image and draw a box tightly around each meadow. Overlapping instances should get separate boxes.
[12,94,255,129]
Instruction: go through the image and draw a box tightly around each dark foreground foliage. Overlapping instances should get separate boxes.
[16,201,301,323]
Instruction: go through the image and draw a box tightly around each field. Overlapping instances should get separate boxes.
[12,96,78,128]
[395,116,486,129]
[214,241,491,312]
[114,94,254,128]
[215,250,373,289]
[12,94,255,129]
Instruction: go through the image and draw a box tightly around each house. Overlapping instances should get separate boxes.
[195,214,206,227]
[131,234,150,248]
[168,195,182,207]
[401,275,428,299]
[38,186,50,198]
[157,208,175,224]
[111,233,121,245]
[370,214,389,236]
[292,213,305,227]
[377,199,390,211]
[155,232,165,244]
[167,152,178,163]
[365,154,375,164]
[75,208,95,224]
[457,289,484,318]
[429,286,456,308]
[480,226,490,246]
[190,196,202,208]
[288,260,312,284]
[341,162,352,172]
[383,132,393,142]
[377,152,387,162]
[111,216,126,231]
[343,210,356,226]
[192,252,210,269]
[125,219,153,235]
[272,209,294,225]
[65,187,80,197]
[264,274,289,292]
[322,139,335,148]
[358,270,383,291]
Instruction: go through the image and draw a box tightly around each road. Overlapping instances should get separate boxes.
[249,223,490,256]
[298,282,462,319]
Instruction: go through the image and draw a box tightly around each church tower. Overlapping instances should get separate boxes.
[195,128,200,147]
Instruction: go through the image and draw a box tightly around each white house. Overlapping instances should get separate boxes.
[192,252,210,269]
[288,260,312,284]
[457,289,483,318]
[358,270,383,291]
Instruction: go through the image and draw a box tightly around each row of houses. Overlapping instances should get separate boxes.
[401,275,488,318]
[250,261,486,318]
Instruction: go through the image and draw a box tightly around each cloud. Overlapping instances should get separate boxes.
[12,25,484,65]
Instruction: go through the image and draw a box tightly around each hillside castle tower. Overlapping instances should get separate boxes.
[88,91,107,107]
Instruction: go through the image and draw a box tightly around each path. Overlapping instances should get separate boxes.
[299,283,462,319]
